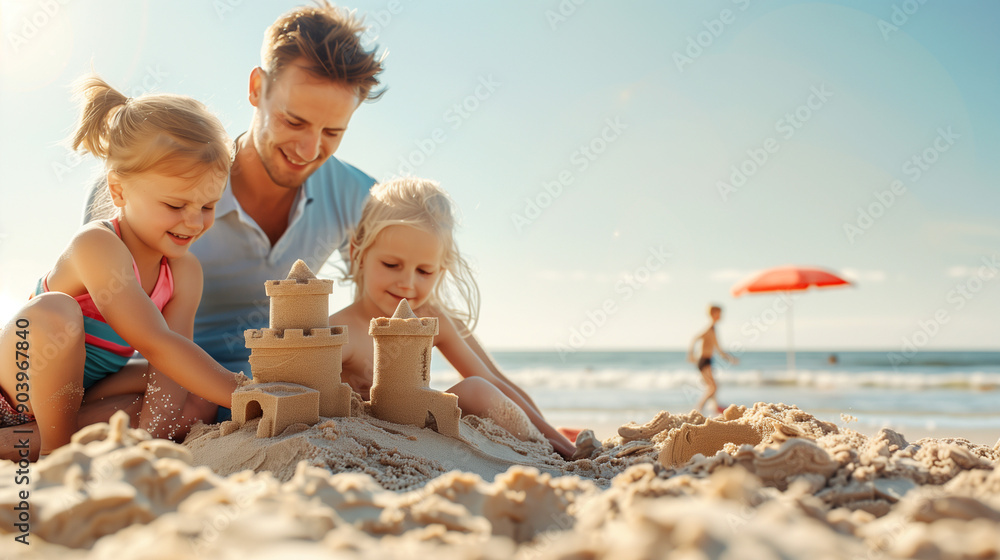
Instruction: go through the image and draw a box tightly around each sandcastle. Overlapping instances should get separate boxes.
[230,260,461,440]
[370,299,461,438]
[231,260,353,437]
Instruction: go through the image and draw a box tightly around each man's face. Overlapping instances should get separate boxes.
[248,62,362,189]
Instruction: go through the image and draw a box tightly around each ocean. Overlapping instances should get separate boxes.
[428,350,1000,441]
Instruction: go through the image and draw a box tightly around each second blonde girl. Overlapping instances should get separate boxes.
[330,178,576,458]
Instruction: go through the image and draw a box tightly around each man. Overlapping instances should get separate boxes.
[194,3,383,378]
[687,304,739,415]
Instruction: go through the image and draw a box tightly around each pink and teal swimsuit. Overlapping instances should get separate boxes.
[0,218,173,427]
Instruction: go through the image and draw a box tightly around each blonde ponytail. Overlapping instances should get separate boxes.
[71,75,129,160]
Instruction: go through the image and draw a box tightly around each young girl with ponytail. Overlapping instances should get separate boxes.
[0,75,243,457]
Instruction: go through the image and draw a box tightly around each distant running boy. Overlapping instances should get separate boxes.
[687,304,739,415]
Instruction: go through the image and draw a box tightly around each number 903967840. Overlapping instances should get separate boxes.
[12,318,30,414]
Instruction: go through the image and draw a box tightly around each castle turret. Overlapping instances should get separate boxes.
[370,299,437,385]
[241,260,352,419]
[266,259,333,330]
[369,299,461,438]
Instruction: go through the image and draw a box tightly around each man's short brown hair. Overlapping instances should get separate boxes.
[261,1,385,101]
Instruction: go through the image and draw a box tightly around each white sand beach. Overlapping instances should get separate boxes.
[2,400,998,559]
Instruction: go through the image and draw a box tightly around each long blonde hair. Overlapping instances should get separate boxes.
[72,75,231,219]
[348,178,480,334]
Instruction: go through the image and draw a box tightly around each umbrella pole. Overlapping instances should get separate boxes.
[786,292,795,373]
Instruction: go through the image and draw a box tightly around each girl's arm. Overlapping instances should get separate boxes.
[458,327,542,414]
[434,314,575,456]
[138,254,218,439]
[71,230,238,408]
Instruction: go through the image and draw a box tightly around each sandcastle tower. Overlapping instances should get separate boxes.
[231,260,352,438]
[369,299,461,438]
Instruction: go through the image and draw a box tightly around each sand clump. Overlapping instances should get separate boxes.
[1,402,999,559]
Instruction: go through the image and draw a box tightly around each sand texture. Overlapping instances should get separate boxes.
[2,402,999,559]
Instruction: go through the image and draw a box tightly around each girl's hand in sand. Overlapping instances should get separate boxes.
[549,435,576,460]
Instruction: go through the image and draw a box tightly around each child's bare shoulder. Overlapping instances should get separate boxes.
[330,303,369,362]
[66,223,129,264]
[329,302,369,334]
[329,302,356,324]
[73,220,120,244]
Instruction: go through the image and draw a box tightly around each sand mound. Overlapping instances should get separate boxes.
[1,402,998,559]
[183,399,566,490]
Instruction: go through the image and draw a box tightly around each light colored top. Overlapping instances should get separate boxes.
[191,155,374,373]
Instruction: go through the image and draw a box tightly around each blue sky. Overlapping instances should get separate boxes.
[1,0,998,352]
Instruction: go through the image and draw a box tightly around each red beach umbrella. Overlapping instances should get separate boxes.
[731,266,852,372]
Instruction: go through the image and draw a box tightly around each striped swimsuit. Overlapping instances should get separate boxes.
[41,218,175,387]
[3,219,175,426]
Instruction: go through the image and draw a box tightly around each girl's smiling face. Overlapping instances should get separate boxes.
[359,224,444,318]
[111,167,225,260]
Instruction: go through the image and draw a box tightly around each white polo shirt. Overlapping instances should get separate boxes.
[191,155,374,374]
